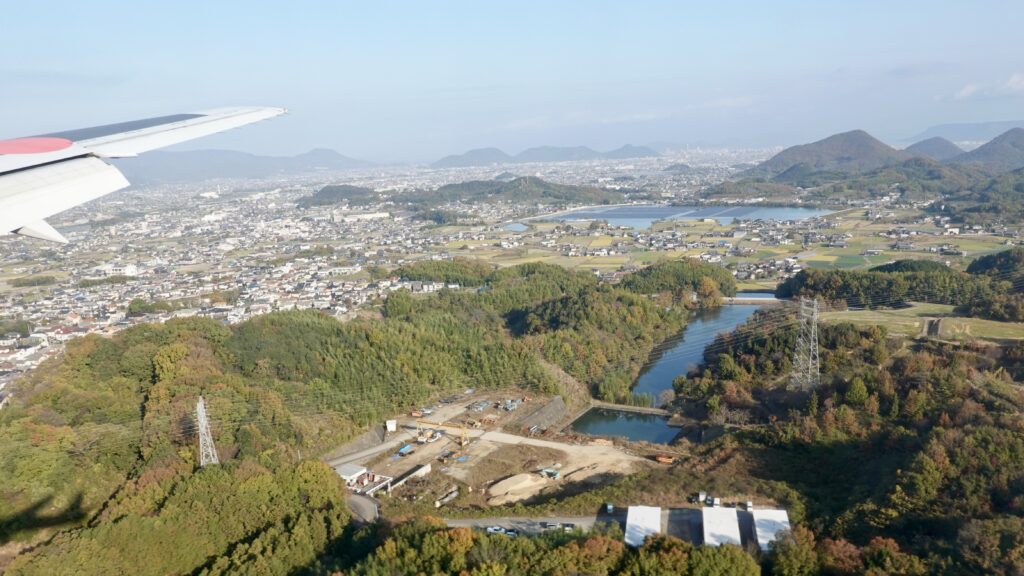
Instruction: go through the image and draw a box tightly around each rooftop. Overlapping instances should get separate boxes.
[334,463,368,480]
[751,508,791,552]
[625,505,662,547]
[702,506,741,547]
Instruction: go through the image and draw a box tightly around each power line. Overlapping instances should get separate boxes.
[22,264,1024,455]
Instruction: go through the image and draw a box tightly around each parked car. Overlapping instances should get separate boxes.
[562,523,576,532]
[505,529,519,538]
[605,502,615,514]
[486,526,506,534]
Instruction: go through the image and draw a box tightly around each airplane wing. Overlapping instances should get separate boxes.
[0,106,286,243]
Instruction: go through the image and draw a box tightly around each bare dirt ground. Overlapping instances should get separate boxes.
[325,387,651,512]
[452,443,566,486]
[470,431,647,504]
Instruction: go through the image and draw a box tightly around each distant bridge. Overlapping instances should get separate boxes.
[724,296,786,305]
[589,400,671,417]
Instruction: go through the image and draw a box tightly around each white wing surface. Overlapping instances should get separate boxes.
[0,107,286,243]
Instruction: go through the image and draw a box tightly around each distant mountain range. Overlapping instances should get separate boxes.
[114,149,372,185]
[432,144,658,168]
[705,125,1024,216]
[743,128,1024,180]
[910,120,1024,143]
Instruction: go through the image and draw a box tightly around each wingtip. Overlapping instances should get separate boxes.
[14,219,69,244]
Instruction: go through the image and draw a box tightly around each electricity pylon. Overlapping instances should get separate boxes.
[196,395,219,466]
[790,297,820,390]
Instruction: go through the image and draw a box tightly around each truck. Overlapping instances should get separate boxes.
[397,444,415,457]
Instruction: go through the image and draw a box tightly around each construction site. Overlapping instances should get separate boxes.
[323,387,669,513]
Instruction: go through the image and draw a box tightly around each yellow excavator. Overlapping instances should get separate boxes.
[415,419,470,447]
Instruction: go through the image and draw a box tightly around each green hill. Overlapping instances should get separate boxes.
[432,147,512,168]
[602,144,660,159]
[905,137,963,161]
[709,157,985,206]
[514,145,602,163]
[939,167,1024,224]
[826,157,985,200]
[871,259,954,273]
[297,184,378,208]
[949,128,1024,174]
[743,130,910,178]
[407,176,624,206]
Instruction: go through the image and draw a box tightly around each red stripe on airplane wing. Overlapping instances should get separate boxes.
[0,137,74,155]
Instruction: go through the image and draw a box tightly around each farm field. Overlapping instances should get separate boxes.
[821,302,1024,340]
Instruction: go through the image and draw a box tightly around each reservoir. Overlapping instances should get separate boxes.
[632,305,761,400]
[570,304,762,443]
[570,408,680,444]
[546,204,833,229]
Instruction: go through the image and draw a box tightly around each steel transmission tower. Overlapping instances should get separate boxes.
[196,395,219,466]
[790,297,821,390]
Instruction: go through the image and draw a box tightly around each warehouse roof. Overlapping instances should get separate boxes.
[625,506,662,547]
[752,508,791,551]
[334,463,368,481]
[702,506,742,547]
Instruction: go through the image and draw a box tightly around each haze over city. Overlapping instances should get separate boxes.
[6,3,1024,575]
[3,1,1024,162]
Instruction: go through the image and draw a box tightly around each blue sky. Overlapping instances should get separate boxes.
[2,1,1022,162]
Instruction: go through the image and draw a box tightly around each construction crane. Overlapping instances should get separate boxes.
[415,419,470,447]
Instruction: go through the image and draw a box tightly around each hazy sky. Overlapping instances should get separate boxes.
[2,1,1022,162]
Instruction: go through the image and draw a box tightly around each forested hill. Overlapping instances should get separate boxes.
[0,260,730,573]
[405,176,625,206]
[296,183,378,207]
[937,167,1024,224]
[709,129,1023,209]
[776,266,1005,309]
[776,249,1024,322]
[705,156,984,205]
[950,127,1024,174]
[742,130,911,178]
[904,136,963,161]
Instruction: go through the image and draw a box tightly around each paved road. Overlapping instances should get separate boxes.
[347,494,380,523]
[325,430,415,467]
[444,514,621,535]
[447,509,710,545]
